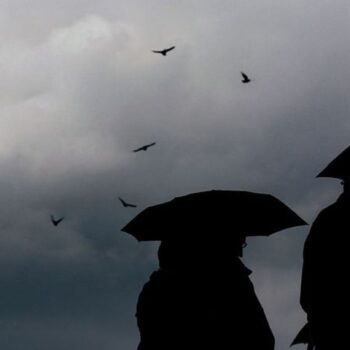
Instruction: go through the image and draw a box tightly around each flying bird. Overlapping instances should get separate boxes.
[152,46,175,56]
[50,215,64,227]
[119,197,137,208]
[241,72,251,83]
[133,142,156,152]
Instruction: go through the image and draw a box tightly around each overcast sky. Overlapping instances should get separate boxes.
[1,1,349,349]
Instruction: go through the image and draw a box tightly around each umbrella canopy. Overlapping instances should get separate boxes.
[317,144,350,179]
[291,323,313,348]
[122,190,307,241]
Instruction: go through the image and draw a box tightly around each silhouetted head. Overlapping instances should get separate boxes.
[158,234,247,271]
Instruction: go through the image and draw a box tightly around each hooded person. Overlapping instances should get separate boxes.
[300,146,350,349]
[123,189,305,350]
[136,234,275,350]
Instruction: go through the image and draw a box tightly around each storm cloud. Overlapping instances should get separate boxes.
[1,1,349,349]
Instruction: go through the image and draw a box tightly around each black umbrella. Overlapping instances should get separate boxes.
[122,190,307,241]
[317,144,350,179]
[291,323,314,350]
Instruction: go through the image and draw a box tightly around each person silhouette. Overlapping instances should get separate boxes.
[300,178,349,350]
[136,234,275,350]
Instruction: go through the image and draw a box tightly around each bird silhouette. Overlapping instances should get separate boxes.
[152,46,175,56]
[133,142,156,152]
[50,215,64,227]
[119,197,137,208]
[241,72,251,83]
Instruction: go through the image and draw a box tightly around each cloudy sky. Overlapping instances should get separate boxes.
[1,1,349,349]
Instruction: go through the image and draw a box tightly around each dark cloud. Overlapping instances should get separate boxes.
[1,1,349,349]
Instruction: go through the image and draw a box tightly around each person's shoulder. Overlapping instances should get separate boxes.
[316,194,350,223]
[314,199,340,222]
[306,197,345,241]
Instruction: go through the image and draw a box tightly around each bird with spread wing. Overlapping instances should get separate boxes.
[241,72,251,83]
[50,215,64,227]
[133,142,156,152]
[152,46,175,56]
[119,197,137,208]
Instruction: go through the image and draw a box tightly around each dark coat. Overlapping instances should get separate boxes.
[136,258,275,350]
[301,193,349,349]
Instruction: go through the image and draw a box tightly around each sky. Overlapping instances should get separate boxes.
[1,1,349,349]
